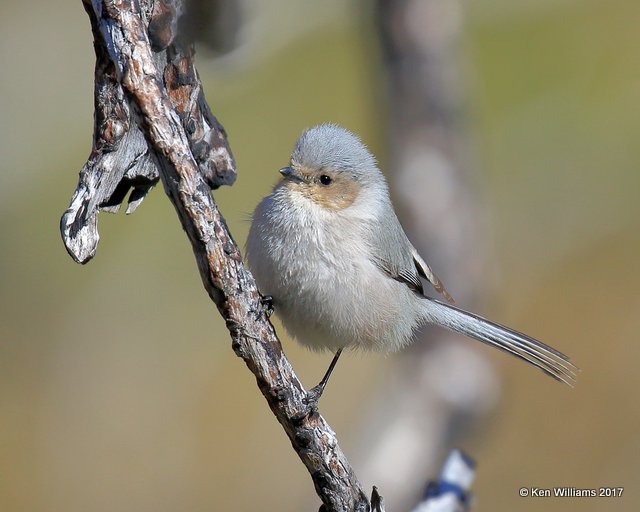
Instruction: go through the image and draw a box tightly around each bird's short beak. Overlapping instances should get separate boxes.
[279,166,294,177]
[279,166,302,182]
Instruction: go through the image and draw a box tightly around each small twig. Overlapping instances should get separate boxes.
[371,486,387,512]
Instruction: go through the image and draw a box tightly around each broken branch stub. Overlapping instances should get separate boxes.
[61,0,235,264]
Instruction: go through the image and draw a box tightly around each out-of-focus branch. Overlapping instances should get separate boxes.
[354,1,497,508]
[62,1,369,510]
[182,0,243,53]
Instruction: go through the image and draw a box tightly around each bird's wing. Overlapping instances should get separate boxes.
[411,246,455,304]
[368,212,454,302]
[374,256,425,295]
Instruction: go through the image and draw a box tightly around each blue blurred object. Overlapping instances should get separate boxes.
[414,450,476,512]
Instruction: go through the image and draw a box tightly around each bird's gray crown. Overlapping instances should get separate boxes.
[291,124,381,183]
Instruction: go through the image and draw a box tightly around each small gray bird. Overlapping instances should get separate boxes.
[246,124,576,403]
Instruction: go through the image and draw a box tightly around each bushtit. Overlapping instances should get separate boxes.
[246,124,576,403]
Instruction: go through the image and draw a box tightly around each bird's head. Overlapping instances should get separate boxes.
[277,124,385,212]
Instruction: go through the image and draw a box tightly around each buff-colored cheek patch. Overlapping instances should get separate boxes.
[294,175,359,211]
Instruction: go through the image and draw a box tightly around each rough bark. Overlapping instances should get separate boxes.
[61,1,369,510]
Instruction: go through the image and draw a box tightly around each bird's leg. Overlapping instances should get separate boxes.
[305,348,343,413]
[260,294,274,317]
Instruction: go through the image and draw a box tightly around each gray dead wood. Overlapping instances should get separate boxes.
[61,0,235,264]
[61,1,369,511]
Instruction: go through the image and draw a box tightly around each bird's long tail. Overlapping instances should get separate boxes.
[421,297,578,385]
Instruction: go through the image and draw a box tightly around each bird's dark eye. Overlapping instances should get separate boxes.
[319,174,332,186]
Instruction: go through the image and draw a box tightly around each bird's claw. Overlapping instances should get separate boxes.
[303,384,324,416]
[261,295,274,317]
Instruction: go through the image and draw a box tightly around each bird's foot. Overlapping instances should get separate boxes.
[261,295,274,317]
[302,348,343,415]
[304,383,326,416]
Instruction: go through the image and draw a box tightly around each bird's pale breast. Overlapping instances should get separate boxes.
[247,190,420,352]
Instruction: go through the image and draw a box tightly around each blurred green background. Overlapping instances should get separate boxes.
[1,0,638,510]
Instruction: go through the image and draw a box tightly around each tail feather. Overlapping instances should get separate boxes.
[422,298,578,386]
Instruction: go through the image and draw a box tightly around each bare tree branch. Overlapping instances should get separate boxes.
[61,1,369,510]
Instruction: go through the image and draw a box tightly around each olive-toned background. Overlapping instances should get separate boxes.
[1,1,638,510]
